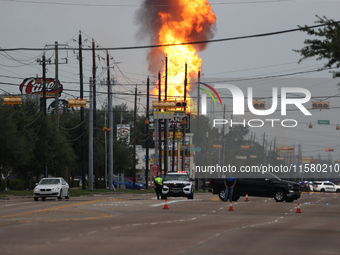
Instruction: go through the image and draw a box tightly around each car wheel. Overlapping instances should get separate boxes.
[58,190,62,199]
[218,188,225,201]
[274,190,285,202]
[65,190,70,199]
[134,185,140,190]
[34,197,38,202]
[320,188,325,192]
[188,193,194,199]
[336,189,340,193]
[42,197,46,202]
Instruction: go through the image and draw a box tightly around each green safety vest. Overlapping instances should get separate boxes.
[154,177,163,185]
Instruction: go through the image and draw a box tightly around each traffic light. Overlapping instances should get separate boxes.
[152,100,187,110]
[3,96,22,106]
[68,98,87,109]
[252,101,265,109]
[326,148,334,152]
[176,100,187,108]
[103,127,110,132]
[312,101,329,110]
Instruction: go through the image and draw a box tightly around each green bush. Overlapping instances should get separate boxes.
[8,179,21,190]
[0,179,7,191]
[6,179,32,190]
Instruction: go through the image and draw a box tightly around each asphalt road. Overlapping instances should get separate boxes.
[0,192,339,255]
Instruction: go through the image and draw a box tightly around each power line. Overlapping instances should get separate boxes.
[0,22,337,52]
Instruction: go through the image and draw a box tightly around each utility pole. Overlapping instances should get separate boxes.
[158,72,162,177]
[133,86,137,189]
[89,77,94,191]
[145,77,150,189]
[37,53,48,177]
[78,31,86,190]
[55,41,59,132]
[164,56,168,176]
[92,38,99,189]
[182,63,187,172]
[107,50,114,190]
[40,53,47,115]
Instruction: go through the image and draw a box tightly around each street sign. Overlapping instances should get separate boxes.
[318,120,330,125]
[213,144,222,149]
[188,147,201,152]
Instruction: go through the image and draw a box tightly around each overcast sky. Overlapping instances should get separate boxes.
[1,0,340,160]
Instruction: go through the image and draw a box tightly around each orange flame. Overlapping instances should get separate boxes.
[152,0,216,114]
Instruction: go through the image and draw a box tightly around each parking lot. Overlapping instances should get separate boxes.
[0,192,339,255]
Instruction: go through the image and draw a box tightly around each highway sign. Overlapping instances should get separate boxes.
[318,120,330,125]
[188,147,201,152]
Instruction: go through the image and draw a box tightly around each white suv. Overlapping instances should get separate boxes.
[162,171,194,199]
[313,181,340,193]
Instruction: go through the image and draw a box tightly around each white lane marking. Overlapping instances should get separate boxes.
[5,204,15,207]
[132,223,142,226]
[111,226,121,230]
[59,237,71,242]
[87,231,97,235]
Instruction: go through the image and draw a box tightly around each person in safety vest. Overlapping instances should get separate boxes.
[153,174,163,200]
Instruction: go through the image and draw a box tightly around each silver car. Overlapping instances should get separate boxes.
[34,177,70,201]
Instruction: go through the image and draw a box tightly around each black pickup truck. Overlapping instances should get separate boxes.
[209,172,301,202]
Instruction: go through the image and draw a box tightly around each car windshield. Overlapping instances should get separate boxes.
[164,174,189,181]
[39,179,60,185]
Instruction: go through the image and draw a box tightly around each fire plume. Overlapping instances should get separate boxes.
[136,0,216,113]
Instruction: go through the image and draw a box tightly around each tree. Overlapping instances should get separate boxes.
[294,15,340,79]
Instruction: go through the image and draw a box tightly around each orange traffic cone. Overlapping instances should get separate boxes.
[163,199,169,210]
[228,201,234,211]
[245,194,249,202]
[296,203,301,213]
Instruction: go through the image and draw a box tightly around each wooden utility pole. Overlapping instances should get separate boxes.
[133,86,137,189]
[55,41,59,132]
[79,31,86,190]
[164,56,168,175]
[92,39,99,188]
[182,63,187,172]
[145,77,150,189]
[158,72,162,177]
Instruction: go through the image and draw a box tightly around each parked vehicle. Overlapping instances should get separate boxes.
[33,177,70,201]
[209,172,301,202]
[114,178,144,190]
[299,181,312,192]
[313,181,340,193]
